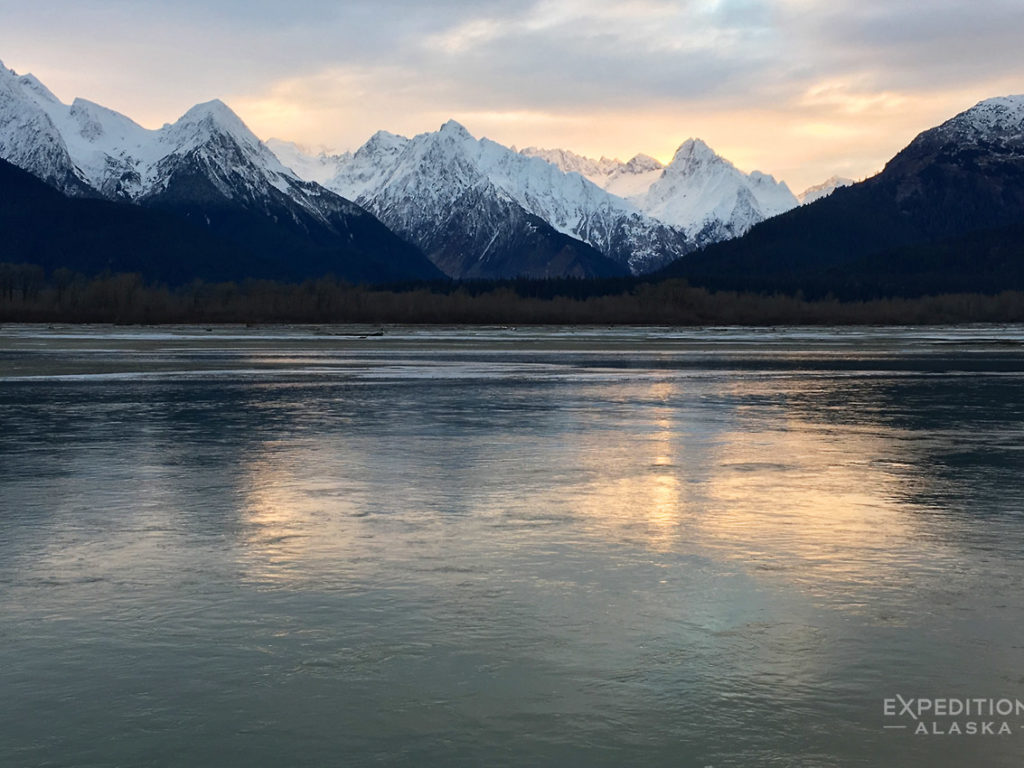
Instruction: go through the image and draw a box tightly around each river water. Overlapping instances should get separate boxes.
[2,324,1023,767]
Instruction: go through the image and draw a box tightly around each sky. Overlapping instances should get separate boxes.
[1,0,1023,191]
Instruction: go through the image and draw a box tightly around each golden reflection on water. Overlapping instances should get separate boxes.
[645,385,689,545]
[698,424,915,588]
[240,454,315,582]
[238,445,363,585]
[560,375,960,607]
[561,379,696,553]
[693,389,962,608]
[233,373,961,608]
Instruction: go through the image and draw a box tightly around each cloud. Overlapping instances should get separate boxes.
[1,0,1022,189]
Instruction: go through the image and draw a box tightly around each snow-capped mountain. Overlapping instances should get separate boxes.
[922,95,1024,147]
[798,176,854,205]
[886,94,1024,175]
[320,129,409,203]
[279,120,692,277]
[523,139,798,246]
[0,61,319,209]
[0,60,441,283]
[872,94,1024,228]
[635,139,798,245]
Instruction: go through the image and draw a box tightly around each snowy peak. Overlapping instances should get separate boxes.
[639,138,798,241]
[163,98,267,158]
[349,130,409,168]
[623,153,663,174]
[885,93,1024,179]
[438,118,473,139]
[0,62,91,194]
[312,129,411,204]
[519,137,797,241]
[424,119,477,158]
[69,98,144,141]
[668,138,722,169]
[14,71,60,105]
[896,94,1024,163]
[363,129,408,154]
[748,171,795,206]
[177,99,250,133]
[143,99,340,212]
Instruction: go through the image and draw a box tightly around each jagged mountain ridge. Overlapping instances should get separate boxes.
[281,120,692,277]
[10,53,1013,292]
[0,63,348,218]
[519,146,666,200]
[0,60,441,283]
[519,139,798,245]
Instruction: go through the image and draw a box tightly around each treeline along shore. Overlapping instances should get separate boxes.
[1,263,1023,326]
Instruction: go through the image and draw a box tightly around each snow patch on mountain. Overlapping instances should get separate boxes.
[920,95,1024,154]
[798,176,854,205]
[601,154,666,199]
[518,147,623,184]
[265,138,352,186]
[945,95,1024,139]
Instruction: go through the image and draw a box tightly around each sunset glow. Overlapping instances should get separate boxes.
[2,0,1022,191]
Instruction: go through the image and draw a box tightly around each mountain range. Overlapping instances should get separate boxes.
[2,58,806,283]
[270,128,803,277]
[2,55,1022,296]
[519,141,798,246]
[274,121,704,277]
[0,60,440,283]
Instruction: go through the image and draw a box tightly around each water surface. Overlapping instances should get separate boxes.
[2,324,1024,767]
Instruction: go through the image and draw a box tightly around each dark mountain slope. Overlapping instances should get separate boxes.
[661,96,1024,297]
[0,157,260,283]
[0,157,442,284]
